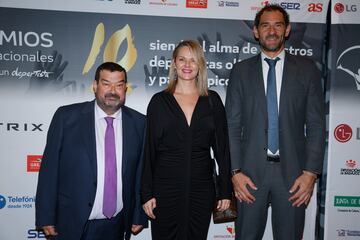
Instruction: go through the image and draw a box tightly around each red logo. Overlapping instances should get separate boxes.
[261,1,269,6]
[334,124,353,142]
[27,155,42,172]
[308,3,323,12]
[226,225,235,234]
[346,160,356,168]
[186,0,207,8]
[334,3,345,13]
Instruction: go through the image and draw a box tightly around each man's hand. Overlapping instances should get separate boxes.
[131,225,144,235]
[289,171,317,207]
[143,198,156,219]
[42,225,58,237]
[232,172,258,204]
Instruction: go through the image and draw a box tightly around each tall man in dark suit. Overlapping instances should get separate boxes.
[225,4,325,240]
[36,62,147,240]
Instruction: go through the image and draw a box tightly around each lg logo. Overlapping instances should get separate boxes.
[333,124,360,143]
[334,3,357,13]
[334,124,352,142]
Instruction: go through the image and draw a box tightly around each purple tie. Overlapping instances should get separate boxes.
[103,117,117,218]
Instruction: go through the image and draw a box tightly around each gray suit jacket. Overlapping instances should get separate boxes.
[225,52,325,187]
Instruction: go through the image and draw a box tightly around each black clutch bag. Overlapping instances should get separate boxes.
[212,167,237,224]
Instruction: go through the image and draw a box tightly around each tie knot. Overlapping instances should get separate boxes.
[265,57,280,68]
[105,117,114,125]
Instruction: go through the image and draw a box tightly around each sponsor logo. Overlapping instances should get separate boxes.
[250,1,269,11]
[337,229,360,237]
[83,23,137,93]
[0,195,35,209]
[337,229,346,236]
[187,0,207,8]
[27,229,46,239]
[0,30,53,48]
[336,45,360,91]
[334,3,345,13]
[334,196,360,207]
[124,0,141,4]
[0,122,44,132]
[0,195,6,209]
[217,1,239,7]
[213,224,235,239]
[334,2,357,13]
[280,2,300,10]
[346,159,356,168]
[334,124,352,142]
[340,160,360,175]
[308,3,323,12]
[27,155,42,172]
[149,0,178,6]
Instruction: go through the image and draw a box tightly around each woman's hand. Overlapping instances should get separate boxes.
[143,198,157,219]
[216,199,231,211]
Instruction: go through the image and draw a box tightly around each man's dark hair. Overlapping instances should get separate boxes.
[254,4,290,28]
[94,62,127,83]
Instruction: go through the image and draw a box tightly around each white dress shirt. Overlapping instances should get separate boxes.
[89,102,123,219]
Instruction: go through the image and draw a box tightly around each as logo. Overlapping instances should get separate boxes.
[0,195,6,209]
[334,124,352,143]
[308,3,323,12]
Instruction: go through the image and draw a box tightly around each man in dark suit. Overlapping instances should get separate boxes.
[36,62,147,240]
[225,4,325,240]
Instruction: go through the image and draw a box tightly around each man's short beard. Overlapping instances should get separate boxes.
[259,36,285,52]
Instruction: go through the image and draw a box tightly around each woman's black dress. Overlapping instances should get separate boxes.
[141,90,232,240]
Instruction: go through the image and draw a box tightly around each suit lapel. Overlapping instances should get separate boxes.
[80,101,97,178]
[253,55,268,118]
[279,53,297,117]
[121,106,131,177]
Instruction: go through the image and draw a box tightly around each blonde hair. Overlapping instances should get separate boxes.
[165,40,208,96]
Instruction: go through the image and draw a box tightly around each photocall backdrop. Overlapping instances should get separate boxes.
[1,0,351,239]
[324,1,360,239]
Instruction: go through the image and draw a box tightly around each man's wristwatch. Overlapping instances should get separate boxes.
[231,169,241,176]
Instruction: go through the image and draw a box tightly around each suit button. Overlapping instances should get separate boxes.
[263,147,266,150]
[88,203,93,207]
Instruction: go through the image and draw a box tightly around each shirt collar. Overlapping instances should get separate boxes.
[261,49,285,62]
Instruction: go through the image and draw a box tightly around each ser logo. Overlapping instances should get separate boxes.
[27,229,46,239]
[280,2,300,10]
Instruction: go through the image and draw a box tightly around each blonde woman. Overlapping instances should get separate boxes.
[141,40,232,240]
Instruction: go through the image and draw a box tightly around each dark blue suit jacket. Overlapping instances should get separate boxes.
[36,100,147,240]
